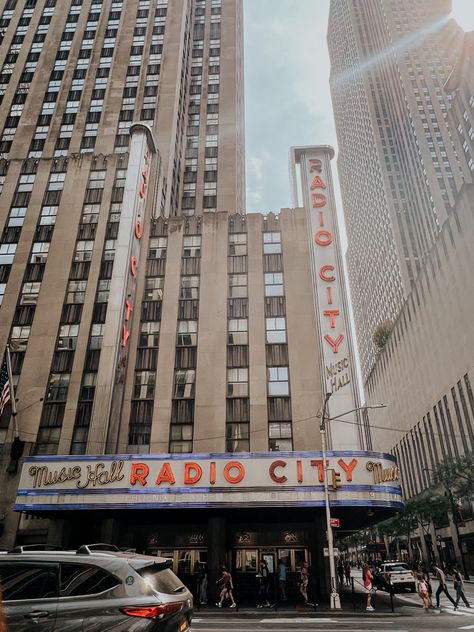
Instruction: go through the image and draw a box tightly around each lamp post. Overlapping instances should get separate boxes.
[319,393,386,609]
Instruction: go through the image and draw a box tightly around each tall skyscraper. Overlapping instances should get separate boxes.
[328,0,466,380]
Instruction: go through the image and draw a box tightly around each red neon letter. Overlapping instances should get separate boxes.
[121,325,130,348]
[310,175,326,190]
[314,230,333,246]
[311,193,327,208]
[326,286,333,305]
[297,460,303,483]
[184,462,202,485]
[130,463,149,486]
[269,460,287,484]
[323,309,340,329]
[309,158,322,173]
[125,299,133,321]
[135,219,143,239]
[310,459,325,483]
[210,461,216,485]
[223,461,245,484]
[324,334,344,353]
[319,265,335,282]
[139,166,148,199]
[155,463,175,485]
[130,256,137,277]
[338,458,358,482]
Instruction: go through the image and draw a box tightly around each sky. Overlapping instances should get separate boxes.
[244,0,474,218]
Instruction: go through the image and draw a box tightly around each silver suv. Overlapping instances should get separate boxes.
[0,544,193,631]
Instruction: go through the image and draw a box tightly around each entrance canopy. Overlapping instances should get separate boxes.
[15,451,402,513]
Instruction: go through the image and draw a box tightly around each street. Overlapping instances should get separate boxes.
[191,612,474,632]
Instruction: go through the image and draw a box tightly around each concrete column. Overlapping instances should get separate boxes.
[100,518,120,545]
[207,516,226,602]
[46,519,70,548]
[311,513,328,601]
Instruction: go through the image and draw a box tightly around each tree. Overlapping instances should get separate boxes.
[433,451,474,502]
[372,320,393,350]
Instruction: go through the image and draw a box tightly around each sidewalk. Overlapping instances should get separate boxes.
[194,588,405,617]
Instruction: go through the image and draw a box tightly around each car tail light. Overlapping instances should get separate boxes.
[122,603,182,619]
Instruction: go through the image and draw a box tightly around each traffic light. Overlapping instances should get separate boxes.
[331,470,342,489]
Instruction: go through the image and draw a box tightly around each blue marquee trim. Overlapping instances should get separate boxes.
[22,450,397,463]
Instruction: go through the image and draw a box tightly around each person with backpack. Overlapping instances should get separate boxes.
[452,565,471,609]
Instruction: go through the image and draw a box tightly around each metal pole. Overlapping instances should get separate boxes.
[320,392,341,609]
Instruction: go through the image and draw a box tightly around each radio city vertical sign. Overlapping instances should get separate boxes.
[290,146,360,450]
[87,125,158,453]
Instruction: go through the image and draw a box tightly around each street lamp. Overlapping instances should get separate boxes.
[318,393,386,609]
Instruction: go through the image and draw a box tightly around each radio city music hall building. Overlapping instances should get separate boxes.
[0,0,400,601]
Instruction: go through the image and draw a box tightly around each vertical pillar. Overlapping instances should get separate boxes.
[311,512,328,602]
[208,516,226,601]
[46,519,70,548]
[100,518,120,544]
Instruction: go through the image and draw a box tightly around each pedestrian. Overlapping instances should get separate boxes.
[216,566,236,608]
[362,563,374,611]
[337,559,344,588]
[299,561,309,604]
[344,560,351,586]
[420,565,433,608]
[256,559,270,608]
[277,558,287,602]
[452,565,471,609]
[198,564,208,605]
[432,563,456,610]
[417,573,430,612]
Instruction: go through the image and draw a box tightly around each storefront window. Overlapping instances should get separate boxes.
[235,549,257,572]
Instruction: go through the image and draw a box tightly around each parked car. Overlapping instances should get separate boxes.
[0,543,193,631]
[375,561,416,592]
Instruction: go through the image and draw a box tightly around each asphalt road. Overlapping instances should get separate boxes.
[190,612,474,632]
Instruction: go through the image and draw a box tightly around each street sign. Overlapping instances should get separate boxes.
[323,547,339,557]
[330,518,340,528]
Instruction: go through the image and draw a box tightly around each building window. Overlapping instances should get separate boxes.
[263,232,281,254]
[173,369,195,398]
[229,274,247,298]
[229,233,247,256]
[181,276,199,299]
[177,320,197,346]
[139,321,160,348]
[269,422,293,452]
[268,367,289,396]
[227,368,248,397]
[266,317,286,344]
[226,422,249,452]
[264,272,284,297]
[183,235,201,257]
[133,371,155,399]
[228,318,248,345]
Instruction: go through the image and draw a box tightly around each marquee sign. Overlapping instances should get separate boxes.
[15,452,402,511]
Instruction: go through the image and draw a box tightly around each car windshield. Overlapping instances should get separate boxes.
[137,565,186,595]
[386,564,410,572]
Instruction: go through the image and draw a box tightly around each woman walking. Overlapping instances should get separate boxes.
[363,563,374,611]
[299,561,309,604]
[216,566,236,608]
[417,573,430,611]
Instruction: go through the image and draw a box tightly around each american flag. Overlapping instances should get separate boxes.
[0,357,10,417]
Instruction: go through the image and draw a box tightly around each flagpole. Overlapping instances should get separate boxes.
[5,344,18,438]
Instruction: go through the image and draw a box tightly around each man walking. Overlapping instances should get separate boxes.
[452,565,471,609]
[432,564,456,610]
[277,558,287,602]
